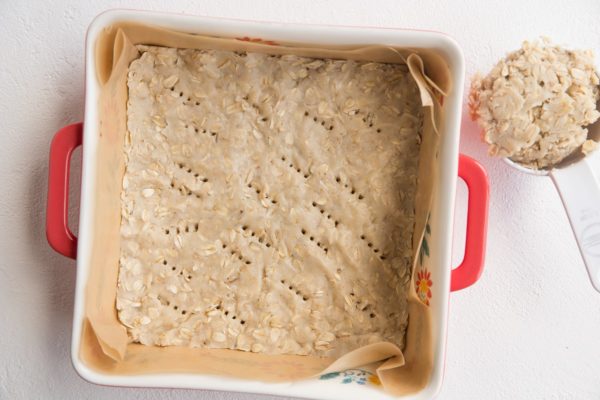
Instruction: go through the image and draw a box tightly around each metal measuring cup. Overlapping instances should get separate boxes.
[503,121,600,292]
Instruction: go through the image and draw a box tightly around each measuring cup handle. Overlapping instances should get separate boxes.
[550,156,600,292]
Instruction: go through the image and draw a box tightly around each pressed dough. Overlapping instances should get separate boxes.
[117,45,423,357]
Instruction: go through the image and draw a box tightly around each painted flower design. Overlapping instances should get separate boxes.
[415,269,433,306]
[319,369,380,386]
[419,215,431,265]
[368,374,381,385]
[235,36,279,46]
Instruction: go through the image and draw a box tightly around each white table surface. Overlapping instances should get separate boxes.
[2,1,600,399]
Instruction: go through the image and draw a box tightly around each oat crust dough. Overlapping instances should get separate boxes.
[117,45,423,357]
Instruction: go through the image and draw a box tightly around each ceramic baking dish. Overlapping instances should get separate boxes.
[46,9,489,400]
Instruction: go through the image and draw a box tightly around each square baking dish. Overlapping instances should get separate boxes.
[46,9,489,400]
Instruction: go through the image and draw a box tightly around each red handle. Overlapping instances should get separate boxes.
[451,154,489,291]
[46,123,83,259]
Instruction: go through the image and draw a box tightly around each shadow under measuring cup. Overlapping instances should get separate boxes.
[504,149,600,292]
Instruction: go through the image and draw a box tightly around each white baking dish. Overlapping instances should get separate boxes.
[46,9,489,399]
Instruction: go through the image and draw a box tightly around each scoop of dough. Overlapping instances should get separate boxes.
[469,39,600,169]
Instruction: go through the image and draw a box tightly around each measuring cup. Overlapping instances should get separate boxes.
[504,127,600,292]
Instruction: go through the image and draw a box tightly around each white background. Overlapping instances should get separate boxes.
[1,1,600,399]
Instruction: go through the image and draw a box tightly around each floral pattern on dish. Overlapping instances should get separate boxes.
[235,36,279,46]
[415,268,433,306]
[419,214,431,266]
[319,369,381,386]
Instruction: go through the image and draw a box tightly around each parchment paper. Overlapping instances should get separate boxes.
[81,22,450,396]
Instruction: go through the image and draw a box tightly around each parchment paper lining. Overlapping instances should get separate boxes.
[81,22,450,397]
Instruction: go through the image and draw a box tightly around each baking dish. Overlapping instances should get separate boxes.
[46,9,489,400]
